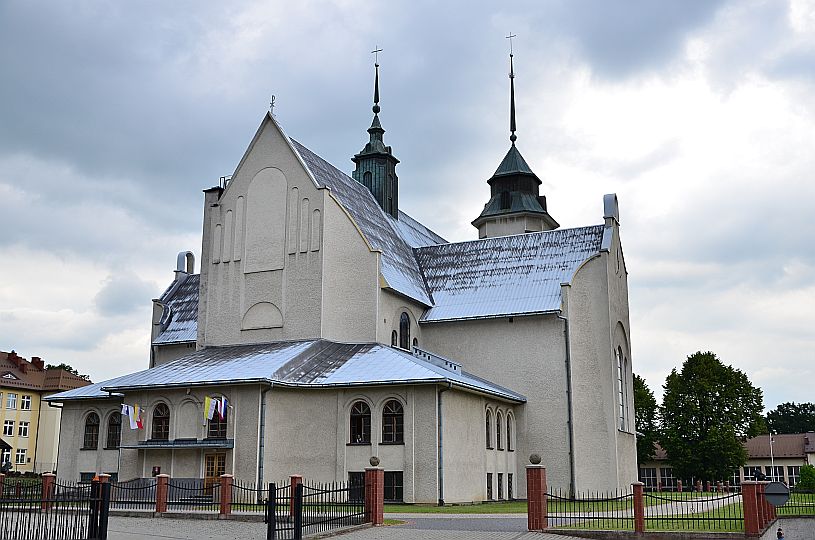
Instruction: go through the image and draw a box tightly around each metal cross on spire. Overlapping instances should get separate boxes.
[371,47,383,113]
[506,34,518,144]
[506,33,516,55]
[371,46,383,65]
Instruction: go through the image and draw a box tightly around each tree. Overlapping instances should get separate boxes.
[633,374,659,465]
[45,363,91,381]
[660,351,764,482]
[798,464,815,491]
[766,402,815,434]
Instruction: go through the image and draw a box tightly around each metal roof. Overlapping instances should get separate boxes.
[45,340,525,403]
[493,145,536,178]
[291,139,443,305]
[152,274,199,344]
[415,225,605,322]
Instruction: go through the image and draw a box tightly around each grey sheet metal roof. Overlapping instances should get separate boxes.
[152,274,199,344]
[290,139,443,305]
[45,380,121,401]
[46,340,525,403]
[415,225,605,322]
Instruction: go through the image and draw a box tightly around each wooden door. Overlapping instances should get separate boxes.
[204,453,226,493]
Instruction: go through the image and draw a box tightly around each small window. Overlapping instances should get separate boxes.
[485,409,493,449]
[3,420,13,437]
[83,413,100,449]
[382,400,404,443]
[350,401,371,444]
[399,313,410,350]
[20,395,31,411]
[363,171,372,189]
[508,473,514,500]
[496,411,503,450]
[412,337,418,348]
[486,473,493,500]
[500,191,511,210]
[348,472,365,503]
[15,449,26,464]
[0,449,9,465]
[384,471,403,502]
[498,473,504,500]
[18,421,29,438]
[79,472,95,483]
[506,415,513,451]
[391,331,398,347]
[151,404,170,441]
[6,393,17,410]
[208,414,227,439]
[106,413,121,449]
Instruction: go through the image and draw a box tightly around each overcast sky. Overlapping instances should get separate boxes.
[1,0,813,411]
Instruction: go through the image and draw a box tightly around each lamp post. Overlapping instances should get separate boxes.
[769,431,776,481]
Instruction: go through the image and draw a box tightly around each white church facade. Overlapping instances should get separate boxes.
[48,60,637,503]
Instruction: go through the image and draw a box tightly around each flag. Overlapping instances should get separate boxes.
[217,397,228,420]
[127,405,138,430]
[135,405,144,430]
[121,404,128,416]
[207,397,218,421]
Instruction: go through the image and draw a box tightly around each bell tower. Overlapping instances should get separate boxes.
[352,57,400,219]
[472,46,558,238]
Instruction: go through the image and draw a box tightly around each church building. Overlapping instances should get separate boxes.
[48,54,637,503]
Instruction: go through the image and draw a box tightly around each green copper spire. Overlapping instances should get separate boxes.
[352,53,400,219]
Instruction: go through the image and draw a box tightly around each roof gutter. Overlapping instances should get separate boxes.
[419,309,560,325]
[558,313,577,497]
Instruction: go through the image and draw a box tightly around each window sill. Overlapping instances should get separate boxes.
[103,447,119,451]
[486,446,494,450]
[347,442,372,447]
[80,447,97,451]
[379,441,405,446]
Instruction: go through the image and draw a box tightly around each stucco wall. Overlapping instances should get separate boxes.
[34,392,62,473]
[421,315,570,496]
[152,343,196,368]
[57,400,120,480]
[375,290,425,348]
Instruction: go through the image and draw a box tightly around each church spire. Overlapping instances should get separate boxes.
[509,53,517,145]
[352,50,400,219]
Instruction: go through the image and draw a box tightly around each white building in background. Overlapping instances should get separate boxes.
[48,59,637,502]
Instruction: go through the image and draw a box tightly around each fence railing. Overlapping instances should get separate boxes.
[643,490,743,532]
[777,488,815,517]
[546,487,634,530]
[265,480,365,540]
[266,482,295,540]
[110,478,157,511]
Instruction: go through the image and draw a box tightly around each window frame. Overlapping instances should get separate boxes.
[2,420,14,437]
[6,393,17,410]
[83,412,100,450]
[349,401,371,445]
[496,411,503,450]
[383,471,404,502]
[151,403,170,441]
[18,421,29,438]
[207,414,227,440]
[106,412,121,449]
[399,313,410,350]
[20,395,31,411]
[15,448,26,465]
[485,409,494,449]
[506,414,514,451]
[381,400,404,444]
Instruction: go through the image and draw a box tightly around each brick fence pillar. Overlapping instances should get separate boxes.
[677,480,682,493]
[632,482,645,533]
[756,482,768,530]
[219,474,233,517]
[526,465,548,531]
[705,481,711,493]
[742,482,760,537]
[155,474,169,513]
[289,475,302,518]
[364,468,384,525]
[41,473,56,511]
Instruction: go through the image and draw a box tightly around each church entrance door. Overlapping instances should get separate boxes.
[204,453,226,493]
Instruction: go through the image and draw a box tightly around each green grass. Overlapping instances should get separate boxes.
[384,501,528,514]
[382,519,406,526]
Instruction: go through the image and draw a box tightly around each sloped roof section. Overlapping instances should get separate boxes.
[493,145,535,178]
[153,274,199,344]
[415,225,605,322]
[46,340,525,403]
[290,139,441,305]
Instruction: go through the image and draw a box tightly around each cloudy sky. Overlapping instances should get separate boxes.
[1,0,813,410]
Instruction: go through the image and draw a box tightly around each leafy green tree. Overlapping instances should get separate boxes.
[767,402,815,434]
[45,363,91,381]
[660,351,764,481]
[798,464,815,491]
[633,374,659,465]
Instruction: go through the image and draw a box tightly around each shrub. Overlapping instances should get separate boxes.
[798,464,815,491]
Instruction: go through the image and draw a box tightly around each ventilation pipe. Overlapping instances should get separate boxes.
[175,251,195,280]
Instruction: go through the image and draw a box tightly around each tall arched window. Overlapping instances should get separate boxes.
[391,331,398,347]
[106,412,121,449]
[399,312,410,350]
[152,403,170,441]
[382,400,404,443]
[363,171,372,190]
[350,401,371,444]
[506,415,514,451]
[500,191,511,210]
[616,347,625,430]
[412,337,418,349]
[496,411,504,450]
[485,409,493,449]
[83,413,100,449]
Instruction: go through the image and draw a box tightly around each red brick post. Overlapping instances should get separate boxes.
[364,468,384,525]
[526,465,548,531]
[677,480,682,492]
[41,473,56,510]
[155,474,169,513]
[632,482,645,533]
[705,481,711,493]
[756,482,768,530]
[219,474,233,517]
[742,482,761,537]
[289,475,302,517]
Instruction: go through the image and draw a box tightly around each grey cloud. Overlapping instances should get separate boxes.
[94,273,159,317]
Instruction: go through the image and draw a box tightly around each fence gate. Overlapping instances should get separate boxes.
[265,480,365,540]
[0,478,110,540]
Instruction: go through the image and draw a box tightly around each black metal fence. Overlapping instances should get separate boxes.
[643,491,743,532]
[231,479,266,513]
[778,488,815,516]
[547,487,634,530]
[0,479,110,540]
[2,478,43,500]
[167,479,220,512]
[110,478,157,511]
[265,480,364,540]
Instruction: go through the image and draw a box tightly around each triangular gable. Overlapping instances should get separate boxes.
[1,372,19,380]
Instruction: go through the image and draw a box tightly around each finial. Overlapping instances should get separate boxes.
[506,33,517,144]
[371,47,383,114]
[269,95,276,116]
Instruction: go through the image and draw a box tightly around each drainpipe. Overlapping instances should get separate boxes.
[47,401,63,476]
[257,385,271,487]
[558,314,577,497]
[437,381,452,506]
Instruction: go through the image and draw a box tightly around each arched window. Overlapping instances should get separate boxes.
[208,411,227,439]
[399,312,410,350]
[500,191,511,210]
[412,337,418,349]
[106,412,121,449]
[83,413,100,449]
[485,409,493,449]
[616,348,625,431]
[506,415,514,451]
[363,171,372,190]
[152,403,170,441]
[382,400,404,443]
[391,331,398,347]
[496,411,504,450]
[350,401,371,444]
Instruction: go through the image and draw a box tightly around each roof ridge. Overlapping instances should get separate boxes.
[416,224,605,249]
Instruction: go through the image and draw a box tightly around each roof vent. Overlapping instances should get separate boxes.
[412,347,460,373]
[176,251,195,277]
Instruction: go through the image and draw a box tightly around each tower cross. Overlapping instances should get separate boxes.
[506,33,516,55]
[371,46,383,65]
